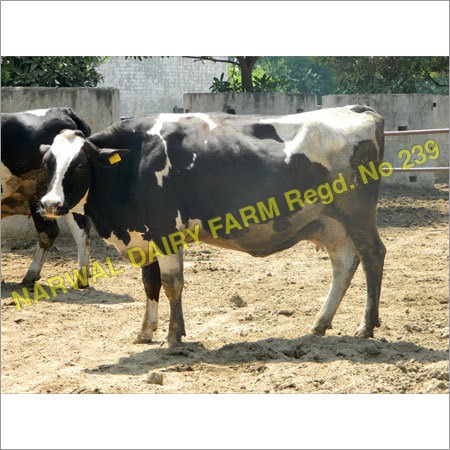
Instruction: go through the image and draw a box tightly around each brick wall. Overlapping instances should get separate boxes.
[98,56,229,117]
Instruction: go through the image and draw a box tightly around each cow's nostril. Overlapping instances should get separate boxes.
[42,199,63,215]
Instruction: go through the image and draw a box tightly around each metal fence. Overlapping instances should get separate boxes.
[383,128,449,174]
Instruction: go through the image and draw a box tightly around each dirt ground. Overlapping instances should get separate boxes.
[1,184,448,394]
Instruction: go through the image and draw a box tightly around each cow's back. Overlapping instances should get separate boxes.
[1,107,91,175]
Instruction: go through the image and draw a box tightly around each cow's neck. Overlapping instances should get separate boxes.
[85,162,140,240]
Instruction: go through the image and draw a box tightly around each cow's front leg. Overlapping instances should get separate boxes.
[134,262,162,344]
[157,251,186,347]
[65,212,91,288]
[22,207,59,286]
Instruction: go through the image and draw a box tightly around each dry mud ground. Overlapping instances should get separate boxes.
[1,184,449,394]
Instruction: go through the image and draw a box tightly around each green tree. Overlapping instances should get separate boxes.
[187,56,260,92]
[314,56,449,95]
[256,57,337,100]
[202,56,337,97]
[1,57,107,87]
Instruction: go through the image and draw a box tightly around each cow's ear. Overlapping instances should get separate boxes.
[96,148,129,167]
[83,141,129,167]
[40,144,51,155]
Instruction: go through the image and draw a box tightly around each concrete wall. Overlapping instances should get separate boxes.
[184,92,317,115]
[322,94,449,187]
[1,87,120,134]
[98,56,229,117]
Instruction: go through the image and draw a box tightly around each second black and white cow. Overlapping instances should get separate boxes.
[39,106,386,346]
[1,107,91,286]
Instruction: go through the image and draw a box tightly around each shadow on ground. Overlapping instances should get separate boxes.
[1,282,134,305]
[85,334,449,376]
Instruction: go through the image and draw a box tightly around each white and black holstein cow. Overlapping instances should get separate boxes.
[1,107,91,286]
[39,106,386,347]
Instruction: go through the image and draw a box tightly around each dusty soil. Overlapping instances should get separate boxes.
[1,184,448,394]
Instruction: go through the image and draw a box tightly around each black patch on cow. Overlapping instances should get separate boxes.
[349,105,376,114]
[72,212,90,231]
[164,129,199,172]
[272,215,292,232]
[58,152,90,212]
[244,123,284,143]
[141,134,169,173]
[350,140,378,169]
[142,228,153,241]
[349,138,384,208]
[286,153,330,197]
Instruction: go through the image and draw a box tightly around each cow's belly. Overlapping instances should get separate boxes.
[201,203,325,256]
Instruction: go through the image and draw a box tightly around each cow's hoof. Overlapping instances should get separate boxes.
[21,277,38,288]
[311,322,332,336]
[355,325,374,338]
[167,337,183,349]
[133,331,154,344]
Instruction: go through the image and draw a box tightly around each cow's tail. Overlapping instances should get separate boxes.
[65,107,91,137]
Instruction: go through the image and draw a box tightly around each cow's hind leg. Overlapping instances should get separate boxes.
[22,208,59,286]
[134,262,162,344]
[157,251,186,348]
[312,237,360,336]
[348,227,386,338]
[65,212,91,288]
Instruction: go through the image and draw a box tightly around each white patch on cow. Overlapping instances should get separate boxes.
[260,106,378,168]
[154,156,172,187]
[148,299,159,325]
[26,246,46,280]
[187,113,218,131]
[157,251,183,279]
[148,113,217,187]
[25,108,50,117]
[313,234,357,333]
[187,218,203,231]
[64,213,90,271]
[187,152,197,170]
[106,230,150,257]
[41,130,85,206]
[70,190,89,215]
[175,210,184,231]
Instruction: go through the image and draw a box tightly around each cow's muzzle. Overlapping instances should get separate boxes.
[38,200,69,218]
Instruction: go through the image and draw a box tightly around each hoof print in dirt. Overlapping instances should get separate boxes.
[278,310,294,317]
[147,372,164,385]
[363,342,382,356]
[230,294,247,308]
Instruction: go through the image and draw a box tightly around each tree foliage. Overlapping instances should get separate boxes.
[205,56,449,97]
[314,56,449,95]
[256,57,336,99]
[1,57,107,87]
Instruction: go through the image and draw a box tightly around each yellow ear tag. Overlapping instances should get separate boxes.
[109,153,122,165]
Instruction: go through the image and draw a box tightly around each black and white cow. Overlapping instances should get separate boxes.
[1,107,91,286]
[39,106,386,346]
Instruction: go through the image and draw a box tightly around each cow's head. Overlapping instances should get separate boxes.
[39,129,127,217]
